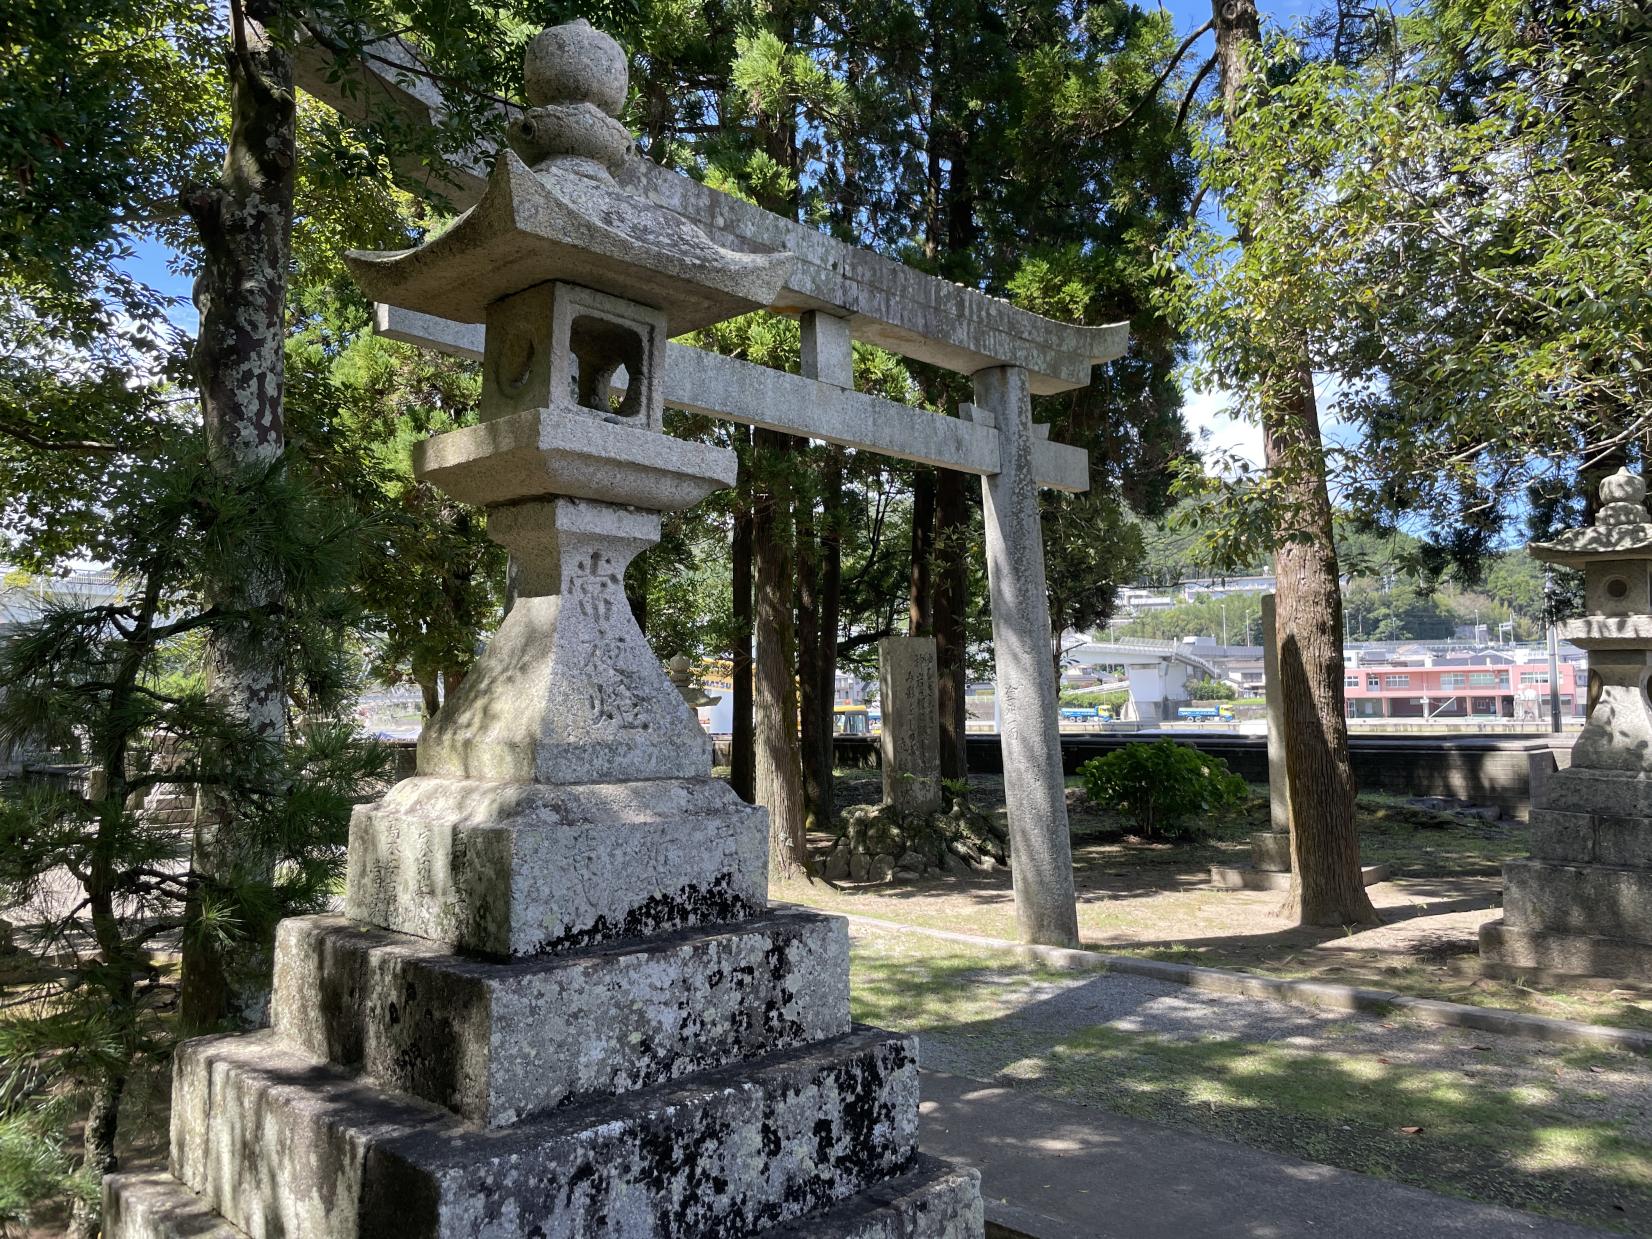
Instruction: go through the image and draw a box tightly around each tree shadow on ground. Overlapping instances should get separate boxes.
[853,946,1652,1235]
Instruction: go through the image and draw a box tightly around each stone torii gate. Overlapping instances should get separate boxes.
[292,24,1126,948]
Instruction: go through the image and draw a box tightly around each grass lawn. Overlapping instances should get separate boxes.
[775,768,1652,1033]
[849,927,1652,1234]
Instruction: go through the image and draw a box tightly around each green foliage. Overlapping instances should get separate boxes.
[1160,0,1652,569]
[1043,492,1146,663]
[0,443,388,1221]
[0,1095,83,1227]
[1078,740,1247,838]
[286,318,504,713]
[1060,686,1130,713]
[1119,592,1264,644]
[1184,677,1235,700]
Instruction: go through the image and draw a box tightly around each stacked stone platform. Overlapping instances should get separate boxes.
[1479,467,1652,984]
[1481,768,1652,981]
[106,773,980,1237]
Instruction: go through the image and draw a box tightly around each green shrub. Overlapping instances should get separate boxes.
[1077,740,1248,838]
[1184,677,1237,700]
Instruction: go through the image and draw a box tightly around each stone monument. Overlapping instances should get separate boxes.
[103,21,983,1237]
[1481,467,1652,981]
[877,635,943,815]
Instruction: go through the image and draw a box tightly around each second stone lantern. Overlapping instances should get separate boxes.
[1481,467,1652,982]
[101,19,984,1239]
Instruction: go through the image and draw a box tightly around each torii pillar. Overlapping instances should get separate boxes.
[973,366,1081,948]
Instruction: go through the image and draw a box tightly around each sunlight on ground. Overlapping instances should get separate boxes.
[846,928,1652,1234]
[779,779,1652,1031]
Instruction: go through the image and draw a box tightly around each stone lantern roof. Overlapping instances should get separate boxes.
[1530,467,1652,567]
[343,20,793,333]
[1530,467,1652,650]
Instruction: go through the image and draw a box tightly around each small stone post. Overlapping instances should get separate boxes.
[878,634,943,814]
[972,364,1080,948]
[1257,591,1292,870]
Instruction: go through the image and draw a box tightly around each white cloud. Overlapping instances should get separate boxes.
[1183,386,1263,470]
[1182,374,1364,481]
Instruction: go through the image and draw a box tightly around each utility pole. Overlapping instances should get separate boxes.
[1547,622,1564,733]
[1544,566,1563,733]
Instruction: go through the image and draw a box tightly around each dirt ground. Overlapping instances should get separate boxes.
[776,768,1652,1032]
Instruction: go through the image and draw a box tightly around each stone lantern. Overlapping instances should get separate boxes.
[1480,467,1652,981]
[104,21,982,1238]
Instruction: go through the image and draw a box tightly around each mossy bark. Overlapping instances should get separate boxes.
[754,429,808,875]
[179,1,297,1028]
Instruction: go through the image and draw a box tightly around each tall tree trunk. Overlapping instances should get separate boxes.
[817,451,843,813]
[418,674,441,720]
[1268,369,1376,925]
[71,581,160,1237]
[1213,0,1376,926]
[797,486,826,829]
[753,429,808,875]
[746,24,808,869]
[731,444,756,802]
[933,468,970,781]
[800,450,844,826]
[909,467,936,635]
[179,0,297,1030]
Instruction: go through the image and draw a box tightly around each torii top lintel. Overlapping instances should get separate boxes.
[294,28,1128,396]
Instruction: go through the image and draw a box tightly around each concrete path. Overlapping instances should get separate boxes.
[919,1070,1617,1238]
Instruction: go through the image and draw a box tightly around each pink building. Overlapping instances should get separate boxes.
[1342,655,1585,721]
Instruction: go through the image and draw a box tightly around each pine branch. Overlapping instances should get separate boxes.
[0,414,123,454]
[1177,55,1221,132]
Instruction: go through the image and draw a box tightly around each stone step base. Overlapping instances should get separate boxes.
[346,774,767,957]
[106,1157,983,1239]
[1502,858,1652,941]
[105,1173,243,1239]
[1480,917,1652,984]
[758,1155,983,1238]
[1544,768,1652,817]
[170,1026,919,1239]
[1209,862,1391,892]
[1530,807,1652,867]
[271,908,850,1126]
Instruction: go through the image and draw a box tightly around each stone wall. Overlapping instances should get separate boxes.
[816,732,1574,821]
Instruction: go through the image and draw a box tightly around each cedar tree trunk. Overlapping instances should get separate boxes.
[753,428,807,874]
[731,442,756,802]
[933,468,971,781]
